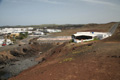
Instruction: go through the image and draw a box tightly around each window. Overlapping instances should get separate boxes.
[75,35,92,40]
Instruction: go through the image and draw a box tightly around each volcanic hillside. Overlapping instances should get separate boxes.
[9,22,120,80]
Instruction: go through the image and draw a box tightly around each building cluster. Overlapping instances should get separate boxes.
[0,27,61,47]
[34,28,61,35]
[0,27,33,35]
[0,27,61,35]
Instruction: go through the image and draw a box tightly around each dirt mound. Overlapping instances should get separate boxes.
[0,42,56,65]
[10,42,56,57]
[36,42,93,63]
[0,51,15,64]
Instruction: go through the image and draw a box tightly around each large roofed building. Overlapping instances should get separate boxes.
[72,32,111,43]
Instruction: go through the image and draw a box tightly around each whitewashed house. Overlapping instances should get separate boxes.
[45,29,61,33]
[72,32,111,43]
[27,27,33,31]
[33,31,44,35]
[28,31,33,34]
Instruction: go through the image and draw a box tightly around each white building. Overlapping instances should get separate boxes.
[0,39,4,45]
[0,28,31,34]
[72,32,111,43]
[27,27,33,31]
[0,39,13,47]
[28,31,33,34]
[33,31,44,35]
[45,29,61,33]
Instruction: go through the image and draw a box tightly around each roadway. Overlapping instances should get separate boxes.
[109,22,120,35]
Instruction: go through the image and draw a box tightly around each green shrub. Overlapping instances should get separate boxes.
[16,32,28,40]
[93,37,99,41]
[69,39,74,43]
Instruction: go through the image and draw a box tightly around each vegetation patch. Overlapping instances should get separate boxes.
[16,32,28,40]
[59,58,73,63]
[72,45,93,55]
[72,51,82,54]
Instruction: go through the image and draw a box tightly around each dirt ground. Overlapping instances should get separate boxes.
[9,22,120,80]
[9,41,120,80]
[52,22,116,36]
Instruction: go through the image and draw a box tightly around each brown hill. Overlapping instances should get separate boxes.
[9,22,120,80]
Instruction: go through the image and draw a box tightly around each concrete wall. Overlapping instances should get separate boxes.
[37,36,71,41]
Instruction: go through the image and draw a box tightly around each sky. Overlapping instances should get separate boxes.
[0,0,120,26]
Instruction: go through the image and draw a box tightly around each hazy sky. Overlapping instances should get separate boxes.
[0,0,120,26]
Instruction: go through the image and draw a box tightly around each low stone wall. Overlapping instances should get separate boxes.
[37,36,72,41]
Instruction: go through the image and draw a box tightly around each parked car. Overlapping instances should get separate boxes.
[2,43,6,46]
